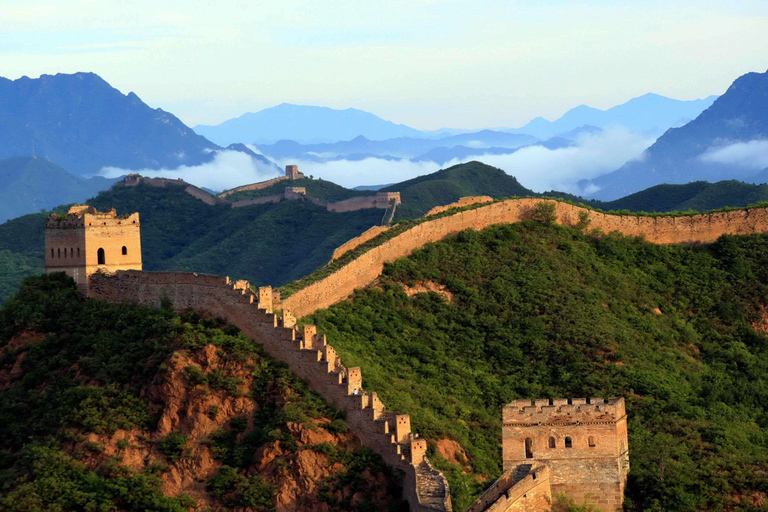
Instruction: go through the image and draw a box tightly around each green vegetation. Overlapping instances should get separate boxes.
[223,177,373,203]
[0,273,404,511]
[381,161,532,220]
[307,221,768,511]
[548,179,768,214]
[0,183,382,303]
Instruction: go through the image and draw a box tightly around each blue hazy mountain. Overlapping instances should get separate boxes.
[410,137,573,165]
[0,72,226,175]
[0,156,118,223]
[513,93,718,139]
[255,131,538,163]
[584,69,768,200]
[195,103,425,145]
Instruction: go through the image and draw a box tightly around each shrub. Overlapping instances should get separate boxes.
[156,431,188,463]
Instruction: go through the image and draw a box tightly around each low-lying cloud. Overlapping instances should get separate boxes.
[97,129,651,195]
[100,150,279,193]
[278,128,652,194]
[699,139,768,171]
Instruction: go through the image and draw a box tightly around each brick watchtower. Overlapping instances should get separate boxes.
[502,397,629,511]
[285,164,305,180]
[45,205,142,294]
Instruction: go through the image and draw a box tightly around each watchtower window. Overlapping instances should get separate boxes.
[549,437,556,449]
[122,246,127,255]
[77,248,80,257]
[57,248,60,258]
[588,436,596,447]
[97,248,105,265]
[565,437,573,448]
[525,438,533,458]
[70,248,73,257]
[51,249,54,258]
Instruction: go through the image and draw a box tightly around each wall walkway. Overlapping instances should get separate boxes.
[88,271,451,512]
[282,198,768,318]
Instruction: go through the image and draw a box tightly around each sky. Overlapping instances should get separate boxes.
[1,0,768,130]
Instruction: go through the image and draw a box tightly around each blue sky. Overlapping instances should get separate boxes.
[1,0,767,129]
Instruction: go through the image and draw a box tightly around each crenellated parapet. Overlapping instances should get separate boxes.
[503,397,626,426]
[87,270,451,512]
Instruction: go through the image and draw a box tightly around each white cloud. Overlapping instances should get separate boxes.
[699,139,768,171]
[99,150,279,192]
[92,129,650,196]
[273,128,650,194]
[466,128,653,193]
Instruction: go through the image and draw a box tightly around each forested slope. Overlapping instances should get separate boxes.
[0,274,407,511]
[0,183,382,302]
[306,220,768,511]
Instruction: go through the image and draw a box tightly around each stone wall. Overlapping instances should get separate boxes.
[218,176,290,198]
[330,225,390,261]
[502,398,628,512]
[282,198,768,318]
[87,271,451,512]
[115,175,226,206]
[327,192,401,213]
[465,465,551,512]
[45,207,142,294]
[425,196,494,217]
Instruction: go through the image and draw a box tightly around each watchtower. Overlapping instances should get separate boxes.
[502,398,629,511]
[285,164,305,180]
[44,205,142,294]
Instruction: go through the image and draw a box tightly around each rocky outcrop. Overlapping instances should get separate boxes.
[88,271,452,512]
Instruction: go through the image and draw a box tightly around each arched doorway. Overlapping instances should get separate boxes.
[525,438,533,458]
[98,248,105,265]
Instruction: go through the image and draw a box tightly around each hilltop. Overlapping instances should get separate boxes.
[380,162,533,219]
[305,219,768,511]
[0,273,407,511]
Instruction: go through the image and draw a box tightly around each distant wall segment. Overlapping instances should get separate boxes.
[283,198,768,318]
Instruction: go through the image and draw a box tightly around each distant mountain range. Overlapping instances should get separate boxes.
[255,131,539,164]
[195,103,424,145]
[585,68,768,200]
[195,93,717,154]
[0,73,279,176]
[0,156,117,223]
[512,93,718,139]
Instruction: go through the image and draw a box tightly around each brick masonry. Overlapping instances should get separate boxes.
[45,205,142,293]
[87,271,451,512]
[283,198,768,318]
[502,398,629,512]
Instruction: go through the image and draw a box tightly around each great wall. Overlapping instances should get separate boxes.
[118,166,401,219]
[280,197,768,318]
[87,271,452,512]
[43,194,768,512]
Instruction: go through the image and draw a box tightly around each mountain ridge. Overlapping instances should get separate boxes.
[585,68,768,200]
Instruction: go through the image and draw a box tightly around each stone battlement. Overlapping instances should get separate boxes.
[87,270,450,512]
[282,198,768,319]
[503,398,625,425]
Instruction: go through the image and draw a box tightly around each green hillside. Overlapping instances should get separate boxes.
[545,180,768,214]
[0,183,381,302]
[306,221,768,511]
[0,273,406,511]
[223,177,373,203]
[381,161,533,219]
